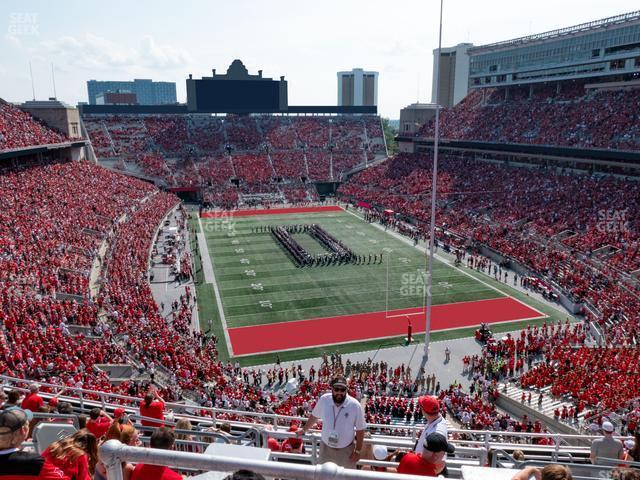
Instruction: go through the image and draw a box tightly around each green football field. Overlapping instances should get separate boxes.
[205,210,500,326]
[192,208,557,364]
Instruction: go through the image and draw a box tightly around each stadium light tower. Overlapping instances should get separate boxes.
[424,0,444,360]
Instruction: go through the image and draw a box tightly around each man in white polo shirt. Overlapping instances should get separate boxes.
[414,395,448,453]
[297,376,366,468]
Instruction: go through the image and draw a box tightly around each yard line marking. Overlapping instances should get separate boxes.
[342,207,550,319]
[198,217,234,356]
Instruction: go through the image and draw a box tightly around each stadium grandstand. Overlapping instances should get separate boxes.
[1,6,640,480]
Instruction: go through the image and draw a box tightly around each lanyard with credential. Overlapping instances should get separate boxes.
[332,405,345,429]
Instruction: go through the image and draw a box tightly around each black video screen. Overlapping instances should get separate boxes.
[195,80,279,110]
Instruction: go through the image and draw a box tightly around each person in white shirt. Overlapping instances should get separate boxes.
[297,376,366,468]
[414,395,449,453]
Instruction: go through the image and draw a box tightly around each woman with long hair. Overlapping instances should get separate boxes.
[41,429,98,480]
[95,420,142,480]
[175,418,200,453]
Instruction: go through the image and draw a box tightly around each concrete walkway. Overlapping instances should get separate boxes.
[149,207,199,333]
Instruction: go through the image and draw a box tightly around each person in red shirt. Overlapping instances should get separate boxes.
[280,424,304,454]
[86,408,112,439]
[41,429,98,480]
[139,391,165,428]
[21,384,44,412]
[131,427,183,480]
[398,433,454,476]
[0,408,69,480]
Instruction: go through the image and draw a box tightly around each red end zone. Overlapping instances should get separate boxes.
[201,205,342,218]
[228,297,545,356]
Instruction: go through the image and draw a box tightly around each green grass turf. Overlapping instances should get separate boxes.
[203,210,502,329]
[194,209,569,365]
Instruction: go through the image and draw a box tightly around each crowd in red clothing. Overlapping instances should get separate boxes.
[3,96,640,439]
[0,102,68,151]
[521,347,640,414]
[466,322,586,381]
[82,114,386,206]
[339,151,639,426]
[0,161,199,396]
[416,83,640,151]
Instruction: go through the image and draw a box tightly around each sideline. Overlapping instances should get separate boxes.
[197,217,234,356]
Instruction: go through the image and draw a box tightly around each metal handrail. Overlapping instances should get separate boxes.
[3,375,635,449]
[99,440,433,480]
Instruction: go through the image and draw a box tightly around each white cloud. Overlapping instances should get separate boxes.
[4,33,22,48]
[138,35,192,68]
[36,33,192,71]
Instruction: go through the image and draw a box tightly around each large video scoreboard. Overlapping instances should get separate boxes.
[187,60,288,113]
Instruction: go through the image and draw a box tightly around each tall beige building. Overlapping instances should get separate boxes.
[337,68,378,106]
[431,43,472,107]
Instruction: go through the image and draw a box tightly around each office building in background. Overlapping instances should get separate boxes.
[431,43,472,107]
[337,68,378,106]
[86,79,176,105]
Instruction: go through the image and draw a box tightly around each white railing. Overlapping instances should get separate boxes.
[2,374,634,457]
[99,440,431,480]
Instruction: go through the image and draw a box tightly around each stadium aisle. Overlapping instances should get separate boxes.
[149,206,200,333]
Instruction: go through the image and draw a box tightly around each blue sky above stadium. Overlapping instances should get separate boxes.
[1,0,638,117]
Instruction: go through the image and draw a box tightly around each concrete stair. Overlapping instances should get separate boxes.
[501,382,586,427]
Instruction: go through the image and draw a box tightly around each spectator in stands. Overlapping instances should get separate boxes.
[610,468,640,480]
[41,429,98,480]
[140,390,166,428]
[511,464,573,480]
[297,376,366,468]
[206,422,234,443]
[222,471,266,480]
[512,449,526,463]
[398,432,454,476]
[627,433,640,462]
[130,426,183,480]
[591,421,624,465]
[2,391,21,410]
[175,418,200,453]
[97,422,141,480]
[21,384,44,412]
[77,415,88,430]
[622,440,637,464]
[414,395,448,453]
[371,444,392,472]
[86,409,112,440]
[0,408,67,480]
[266,436,281,452]
[280,424,303,453]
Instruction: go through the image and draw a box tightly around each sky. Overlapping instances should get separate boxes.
[1,1,638,118]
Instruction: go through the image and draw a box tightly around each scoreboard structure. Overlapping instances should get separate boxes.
[80,59,377,115]
[186,60,288,113]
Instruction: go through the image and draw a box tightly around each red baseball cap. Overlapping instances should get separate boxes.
[267,437,281,452]
[419,395,440,415]
[48,397,59,407]
[114,408,126,419]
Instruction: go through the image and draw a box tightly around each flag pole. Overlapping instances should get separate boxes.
[424,0,444,360]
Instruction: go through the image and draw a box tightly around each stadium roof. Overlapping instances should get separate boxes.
[469,10,640,54]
